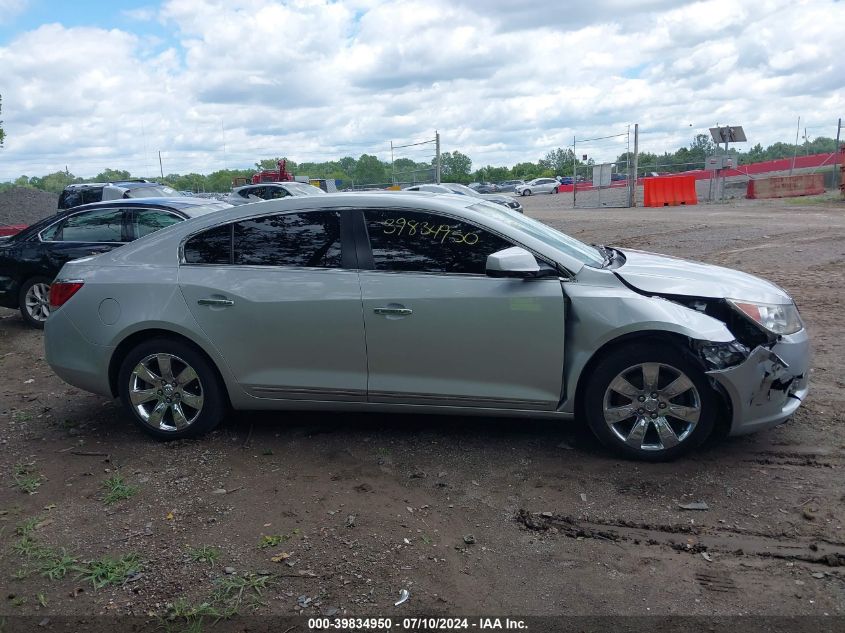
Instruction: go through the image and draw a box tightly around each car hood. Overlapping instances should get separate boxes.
[614,248,792,304]
[481,194,515,203]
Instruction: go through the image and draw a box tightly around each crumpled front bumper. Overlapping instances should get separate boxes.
[707,328,810,435]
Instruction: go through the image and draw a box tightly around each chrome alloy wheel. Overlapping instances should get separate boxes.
[129,353,204,432]
[602,362,701,452]
[24,282,51,323]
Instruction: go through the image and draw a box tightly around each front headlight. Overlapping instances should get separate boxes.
[727,299,803,335]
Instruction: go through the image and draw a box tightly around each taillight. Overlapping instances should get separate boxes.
[49,281,84,309]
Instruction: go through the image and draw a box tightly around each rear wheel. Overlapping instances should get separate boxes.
[118,338,226,440]
[552,187,559,194]
[19,276,52,329]
[584,342,715,461]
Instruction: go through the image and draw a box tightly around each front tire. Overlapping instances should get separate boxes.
[118,338,226,440]
[584,342,715,461]
[19,276,53,329]
[523,189,532,196]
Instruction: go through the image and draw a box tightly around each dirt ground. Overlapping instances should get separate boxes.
[1,194,844,626]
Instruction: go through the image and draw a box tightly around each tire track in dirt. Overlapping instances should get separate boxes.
[515,510,845,568]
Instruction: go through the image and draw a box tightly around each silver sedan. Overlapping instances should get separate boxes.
[44,192,810,460]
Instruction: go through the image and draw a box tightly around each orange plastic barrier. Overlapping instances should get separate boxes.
[643,176,697,207]
[746,174,824,199]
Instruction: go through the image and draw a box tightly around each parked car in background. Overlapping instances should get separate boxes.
[611,173,628,181]
[44,192,809,461]
[557,177,574,186]
[402,183,523,213]
[496,180,525,193]
[469,182,500,194]
[0,198,232,328]
[58,180,182,210]
[227,181,326,205]
[515,178,561,196]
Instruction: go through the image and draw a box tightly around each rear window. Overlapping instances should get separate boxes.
[126,185,180,198]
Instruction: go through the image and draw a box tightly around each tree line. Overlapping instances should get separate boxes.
[2,134,841,194]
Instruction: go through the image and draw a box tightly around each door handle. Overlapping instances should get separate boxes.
[197,298,234,307]
[374,307,412,316]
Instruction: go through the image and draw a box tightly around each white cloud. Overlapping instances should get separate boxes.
[0,0,843,179]
[0,0,28,24]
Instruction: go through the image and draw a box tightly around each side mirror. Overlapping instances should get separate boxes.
[486,247,557,279]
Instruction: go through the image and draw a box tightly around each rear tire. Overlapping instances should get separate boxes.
[552,187,559,194]
[19,276,53,329]
[583,342,715,461]
[118,337,227,440]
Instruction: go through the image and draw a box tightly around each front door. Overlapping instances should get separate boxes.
[178,210,368,401]
[357,208,566,410]
[37,206,129,274]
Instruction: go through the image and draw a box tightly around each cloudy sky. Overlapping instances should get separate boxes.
[0,0,843,179]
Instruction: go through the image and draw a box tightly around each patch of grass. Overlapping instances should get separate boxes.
[262,448,273,456]
[11,568,30,580]
[258,528,299,549]
[213,573,275,611]
[13,463,44,495]
[10,596,26,607]
[16,516,41,538]
[75,554,142,589]
[161,597,225,633]
[37,592,48,608]
[11,410,33,422]
[188,545,220,567]
[102,474,137,505]
[39,548,77,580]
[259,534,286,549]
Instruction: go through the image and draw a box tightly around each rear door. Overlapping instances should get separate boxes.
[356,207,566,410]
[178,210,368,401]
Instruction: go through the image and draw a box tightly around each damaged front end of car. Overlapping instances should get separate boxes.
[666,295,810,435]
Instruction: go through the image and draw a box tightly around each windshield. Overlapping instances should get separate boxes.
[468,201,604,267]
[286,182,326,196]
[443,183,483,198]
[127,185,180,198]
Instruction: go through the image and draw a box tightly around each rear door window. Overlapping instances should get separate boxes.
[133,208,184,238]
[234,211,342,268]
[183,224,233,264]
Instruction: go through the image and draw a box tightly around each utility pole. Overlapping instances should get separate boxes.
[790,116,800,175]
[630,123,639,207]
[221,119,228,171]
[835,118,842,190]
[158,151,164,180]
[572,135,577,208]
[435,131,441,184]
[390,141,395,185]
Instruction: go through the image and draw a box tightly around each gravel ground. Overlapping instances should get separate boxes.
[0,195,844,627]
[0,187,58,226]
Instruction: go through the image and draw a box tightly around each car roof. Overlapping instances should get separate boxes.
[64,197,227,212]
[232,181,313,190]
[64,180,157,189]
[85,191,588,275]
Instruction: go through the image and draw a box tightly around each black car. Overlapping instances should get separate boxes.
[0,198,232,327]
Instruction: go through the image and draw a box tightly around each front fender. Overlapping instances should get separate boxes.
[560,280,734,414]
